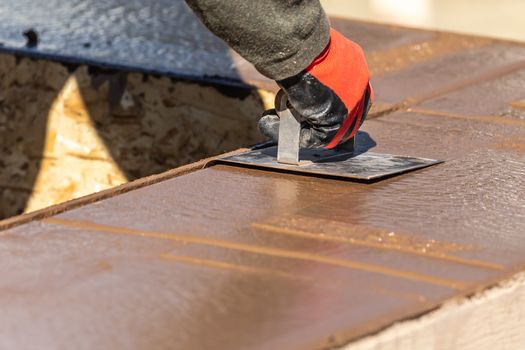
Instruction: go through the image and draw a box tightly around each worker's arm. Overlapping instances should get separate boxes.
[185,0,373,148]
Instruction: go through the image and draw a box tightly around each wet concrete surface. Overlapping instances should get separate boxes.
[0,11,525,350]
[371,42,525,107]
[0,108,524,348]
[0,220,452,350]
[419,68,525,117]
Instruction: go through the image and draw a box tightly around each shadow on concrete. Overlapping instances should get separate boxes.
[355,131,377,155]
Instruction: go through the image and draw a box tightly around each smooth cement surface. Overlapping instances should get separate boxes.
[0,16,524,350]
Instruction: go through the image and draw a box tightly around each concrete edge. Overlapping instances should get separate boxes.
[0,147,249,232]
[339,270,525,350]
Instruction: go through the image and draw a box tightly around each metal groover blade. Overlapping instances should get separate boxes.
[276,91,302,165]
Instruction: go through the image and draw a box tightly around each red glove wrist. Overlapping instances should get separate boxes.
[306,29,373,148]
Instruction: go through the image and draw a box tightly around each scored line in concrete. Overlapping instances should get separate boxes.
[407,108,525,127]
[159,253,313,282]
[251,223,503,270]
[43,217,468,289]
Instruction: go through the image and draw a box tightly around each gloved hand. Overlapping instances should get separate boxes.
[258,28,373,149]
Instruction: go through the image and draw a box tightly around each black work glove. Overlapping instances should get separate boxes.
[258,29,373,149]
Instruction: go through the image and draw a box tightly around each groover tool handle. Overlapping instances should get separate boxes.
[275,91,303,165]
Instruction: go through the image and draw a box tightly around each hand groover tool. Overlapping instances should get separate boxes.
[211,92,442,182]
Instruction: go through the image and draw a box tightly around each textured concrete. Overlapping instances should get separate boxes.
[0,107,524,348]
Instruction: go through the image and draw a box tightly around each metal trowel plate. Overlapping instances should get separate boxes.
[215,146,442,181]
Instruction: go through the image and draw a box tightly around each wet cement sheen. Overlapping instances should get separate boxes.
[1,106,524,349]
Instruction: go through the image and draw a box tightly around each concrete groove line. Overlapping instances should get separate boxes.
[402,60,525,108]
[369,60,525,122]
[406,108,525,127]
[367,34,492,77]
[43,217,468,289]
[251,223,504,271]
[161,253,432,303]
[366,104,402,120]
[159,253,312,281]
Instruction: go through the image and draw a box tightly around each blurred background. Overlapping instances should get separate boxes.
[321,0,525,42]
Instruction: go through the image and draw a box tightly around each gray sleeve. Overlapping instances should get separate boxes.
[184,0,330,80]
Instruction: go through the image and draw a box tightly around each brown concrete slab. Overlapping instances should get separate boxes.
[334,113,525,255]
[0,219,456,350]
[51,169,504,285]
[0,105,524,349]
[417,68,525,117]
[371,43,525,110]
